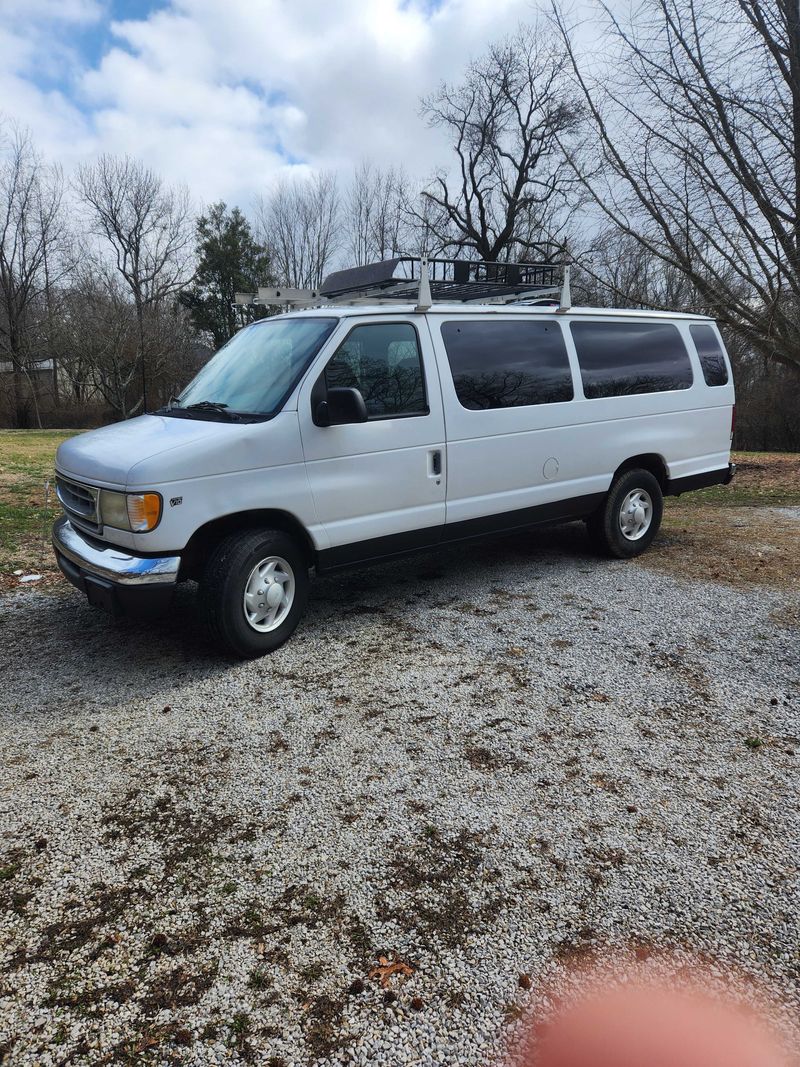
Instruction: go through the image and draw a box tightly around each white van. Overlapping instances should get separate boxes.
[52,258,735,658]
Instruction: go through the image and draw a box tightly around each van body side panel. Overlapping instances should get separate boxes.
[564,319,734,486]
[431,314,593,525]
[430,314,733,529]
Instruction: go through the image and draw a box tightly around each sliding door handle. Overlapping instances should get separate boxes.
[430,449,442,476]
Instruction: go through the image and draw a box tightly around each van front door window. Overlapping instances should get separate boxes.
[324,322,428,418]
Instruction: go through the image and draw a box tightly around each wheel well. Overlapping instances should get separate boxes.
[180,509,316,580]
[613,454,668,489]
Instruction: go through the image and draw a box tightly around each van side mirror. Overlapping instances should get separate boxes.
[315,386,368,427]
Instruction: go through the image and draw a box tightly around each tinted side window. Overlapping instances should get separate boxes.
[441,320,573,410]
[690,325,729,386]
[570,321,693,399]
[325,323,427,418]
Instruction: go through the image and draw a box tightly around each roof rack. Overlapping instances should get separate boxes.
[235,255,563,312]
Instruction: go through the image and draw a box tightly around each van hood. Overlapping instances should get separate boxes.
[55,413,275,487]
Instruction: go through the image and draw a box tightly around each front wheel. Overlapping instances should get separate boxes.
[200,529,309,658]
[586,468,663,559]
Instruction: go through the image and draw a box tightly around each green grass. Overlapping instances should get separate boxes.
[0,429,79,573]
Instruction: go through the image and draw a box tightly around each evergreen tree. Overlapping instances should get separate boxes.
[182,203,272,349]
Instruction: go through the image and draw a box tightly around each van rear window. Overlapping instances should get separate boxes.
[441,320,573,409]
[689,325,730,386]
[570,321,693,399]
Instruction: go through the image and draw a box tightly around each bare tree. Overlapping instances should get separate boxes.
[400,180,456,258]
[553,0,800,372]
[0,123,69,427]
[418,24,582,262]
[728,344,800,448]
[76,155,194,412]
[343,162,411,264]
[572,227,704,310]
[55,268,140,419]
[256,172,339,288]
[54,263,197,421]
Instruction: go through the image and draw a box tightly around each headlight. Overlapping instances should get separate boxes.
[98,490,129,530]
[99,490,162,532]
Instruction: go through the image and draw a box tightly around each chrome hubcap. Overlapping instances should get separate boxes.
[243,556,295,632]
[619,489,653,540]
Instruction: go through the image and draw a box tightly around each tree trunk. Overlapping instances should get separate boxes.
[136,296,148,415]
[11,365,29,429]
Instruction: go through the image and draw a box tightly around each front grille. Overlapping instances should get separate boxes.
[56,476,100,532]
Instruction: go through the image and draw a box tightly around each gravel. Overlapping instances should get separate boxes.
[0,519,798,1065]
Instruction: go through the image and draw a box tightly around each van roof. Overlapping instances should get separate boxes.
[265,304,715,323]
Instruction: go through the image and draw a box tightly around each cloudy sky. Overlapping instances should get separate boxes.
[2,0,542,208]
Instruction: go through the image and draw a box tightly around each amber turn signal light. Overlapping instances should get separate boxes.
[126,493,162,532]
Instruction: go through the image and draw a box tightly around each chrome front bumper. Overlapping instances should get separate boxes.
[52,516,180,586]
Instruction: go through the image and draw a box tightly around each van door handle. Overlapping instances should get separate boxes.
[430,449,442,476]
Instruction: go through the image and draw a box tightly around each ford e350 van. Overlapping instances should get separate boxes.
[52,258,735,658]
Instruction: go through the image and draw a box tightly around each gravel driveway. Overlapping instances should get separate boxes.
[0,519,798,1065]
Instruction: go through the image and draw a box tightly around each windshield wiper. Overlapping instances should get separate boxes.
[183,400,243,421]
[160,398,259,421]
[186,400,228,412]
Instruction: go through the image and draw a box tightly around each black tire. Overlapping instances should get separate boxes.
[586,468,663,559]
[200,528,309,658]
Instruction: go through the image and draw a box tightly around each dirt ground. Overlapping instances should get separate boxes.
[648,505,800,592]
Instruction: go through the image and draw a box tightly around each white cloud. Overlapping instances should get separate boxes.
[0,7,97,164]
[3,0,537,207]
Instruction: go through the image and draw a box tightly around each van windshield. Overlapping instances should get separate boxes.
[174,317,338,418]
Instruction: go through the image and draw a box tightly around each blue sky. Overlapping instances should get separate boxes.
[2,0,539,207]
[21,1,162,103]
[62,1,165,74]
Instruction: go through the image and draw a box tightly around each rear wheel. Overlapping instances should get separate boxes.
[200,528,309,657]
[586,468,663,559]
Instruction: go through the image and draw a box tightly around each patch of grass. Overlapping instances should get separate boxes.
[463,745,527,773]
[676,452,800,508]
[383,827,497,948]
[249,966,272,990]
[645,452,800,590]
[304,994,347,1059]
[27,884,138,963]
[646,505,800,590]
[298,960,326,983]
[227,1012,253,1057]
[138,964,216,1013]
[0,429,78,477]
[0,429,78,575]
